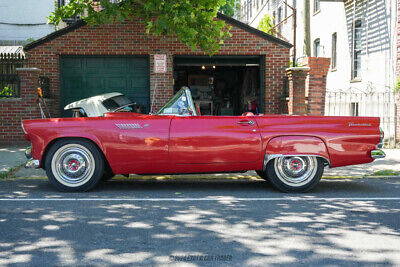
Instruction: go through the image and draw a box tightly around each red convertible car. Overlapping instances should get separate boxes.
[22,88,385,193]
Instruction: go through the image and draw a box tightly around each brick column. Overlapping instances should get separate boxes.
[301,57,331,116]
[286,67,309,115]
[0,68,41,145]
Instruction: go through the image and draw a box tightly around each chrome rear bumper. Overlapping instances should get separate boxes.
[371,149,386,159]
[25,146,40,168]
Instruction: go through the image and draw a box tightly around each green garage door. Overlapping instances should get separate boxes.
[60,56,149,116]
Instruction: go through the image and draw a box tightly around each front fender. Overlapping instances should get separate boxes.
[30,132,105,167]
[265,136,331,165]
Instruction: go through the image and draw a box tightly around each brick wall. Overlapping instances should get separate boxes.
[302,57,331,116]
[27,19,290,115]
[0,68,41,145]
[286,57,330,116]
[287,67,309,115]
[0,17,290,145]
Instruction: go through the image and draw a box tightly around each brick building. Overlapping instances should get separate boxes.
[1,14,331,145]
[0,14,295,144]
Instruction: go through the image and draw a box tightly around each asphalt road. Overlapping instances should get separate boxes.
[0,178,400,266]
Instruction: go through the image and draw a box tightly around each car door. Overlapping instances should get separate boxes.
[104,114,172,174]
[169,116,262,165]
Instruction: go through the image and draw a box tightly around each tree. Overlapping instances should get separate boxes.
[257,14,275,36]
[48,0,236,55]
[219,0,240,17]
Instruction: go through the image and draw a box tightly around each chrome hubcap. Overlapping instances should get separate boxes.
[51,144,95,187]
[274,156,317,186]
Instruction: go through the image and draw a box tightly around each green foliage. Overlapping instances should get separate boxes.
[395,78,400,94]
[0,87,15,98]
[257,14,275,36]
[373,170,399,176]
[219,0,240,17]
[48,0,235,55]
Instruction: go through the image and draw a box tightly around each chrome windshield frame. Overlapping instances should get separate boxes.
[156,87,197,116]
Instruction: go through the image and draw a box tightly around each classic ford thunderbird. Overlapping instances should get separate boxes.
[22,87,385,192]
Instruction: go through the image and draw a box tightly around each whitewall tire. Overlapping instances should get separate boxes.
[264,156,324,193]
[45,139,104,192]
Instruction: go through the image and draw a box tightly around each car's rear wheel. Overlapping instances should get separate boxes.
[264,156,324,193]
[45,139,104,192]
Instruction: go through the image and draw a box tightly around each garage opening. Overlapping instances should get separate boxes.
[173,56,264,115]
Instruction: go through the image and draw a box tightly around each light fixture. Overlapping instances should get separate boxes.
[201,65,206,70]
[212,65,216,69]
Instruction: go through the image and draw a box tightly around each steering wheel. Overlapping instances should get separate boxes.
[112,103,135,113]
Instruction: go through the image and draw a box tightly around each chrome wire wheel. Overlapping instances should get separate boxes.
[273,156,318,187]
[51,144,96,187]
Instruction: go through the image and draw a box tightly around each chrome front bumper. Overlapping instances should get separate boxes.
[25,159,40,168]
[25,146,40,168]
[371,149,386,159]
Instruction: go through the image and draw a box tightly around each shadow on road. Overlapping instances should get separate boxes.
[0,179,400,265]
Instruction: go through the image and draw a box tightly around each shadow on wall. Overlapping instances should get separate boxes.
[345,0,391,55]
[0,180,400,265]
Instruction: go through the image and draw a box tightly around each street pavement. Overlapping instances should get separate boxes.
[0,178,400,266]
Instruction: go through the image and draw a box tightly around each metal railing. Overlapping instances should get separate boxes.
[325,89,397,148]
[0,74,20,98]
[0,53,25,98]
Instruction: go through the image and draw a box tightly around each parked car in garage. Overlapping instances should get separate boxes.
[22,87,385,193]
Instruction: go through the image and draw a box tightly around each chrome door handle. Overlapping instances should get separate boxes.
[237,120,254,125]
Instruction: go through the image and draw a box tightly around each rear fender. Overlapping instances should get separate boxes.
[264,136,331,168]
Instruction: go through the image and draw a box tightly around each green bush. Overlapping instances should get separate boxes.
[0,86,15,98]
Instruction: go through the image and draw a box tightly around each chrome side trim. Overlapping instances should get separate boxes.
[371,149,386,159]
[263,154,331,170]
[115,123,143,129]
[25,159,40,169]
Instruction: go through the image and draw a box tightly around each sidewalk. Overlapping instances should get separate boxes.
[0,146,398,179]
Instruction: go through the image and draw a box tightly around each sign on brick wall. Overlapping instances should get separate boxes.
[154,54,167,73]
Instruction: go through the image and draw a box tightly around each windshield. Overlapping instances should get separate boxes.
[102,95,133,111]
[157,87,197,116]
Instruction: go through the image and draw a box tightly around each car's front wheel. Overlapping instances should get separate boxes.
[263,156,324,193]
[45,139,104,192]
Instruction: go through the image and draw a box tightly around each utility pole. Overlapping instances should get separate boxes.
[271,1,297,65]
[304,0,311,56]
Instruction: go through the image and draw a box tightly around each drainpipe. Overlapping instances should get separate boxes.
[304,0,311,56]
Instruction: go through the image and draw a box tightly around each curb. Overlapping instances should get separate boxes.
[2,175,400,182]
[0,163,25,179]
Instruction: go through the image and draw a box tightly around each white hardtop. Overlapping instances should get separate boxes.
[64,92,123,117]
